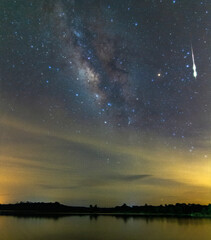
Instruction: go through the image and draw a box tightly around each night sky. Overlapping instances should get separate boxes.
[0,0,210,206]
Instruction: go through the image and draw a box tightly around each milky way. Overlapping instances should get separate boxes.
[36,0,210,135]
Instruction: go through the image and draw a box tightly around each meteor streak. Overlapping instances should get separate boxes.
[191,44,197,78]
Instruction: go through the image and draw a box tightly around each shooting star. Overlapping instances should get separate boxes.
[191,44,197,78]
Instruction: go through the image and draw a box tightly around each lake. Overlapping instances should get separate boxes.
[0,215,211,240]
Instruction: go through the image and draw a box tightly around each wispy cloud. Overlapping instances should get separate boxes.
[109,174,151,182]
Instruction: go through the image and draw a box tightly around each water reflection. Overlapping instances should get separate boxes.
[0,215,210,240]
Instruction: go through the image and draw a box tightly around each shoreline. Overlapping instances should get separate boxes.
[0,210,210,218]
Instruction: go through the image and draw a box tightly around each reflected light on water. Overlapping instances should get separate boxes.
[0,215,211,240]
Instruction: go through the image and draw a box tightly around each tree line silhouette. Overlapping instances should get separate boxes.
[0,202,211,217]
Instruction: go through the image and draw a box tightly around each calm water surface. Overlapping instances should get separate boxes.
[1,215,211,240]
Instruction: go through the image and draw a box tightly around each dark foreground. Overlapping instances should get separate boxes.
[0,202,211,218]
